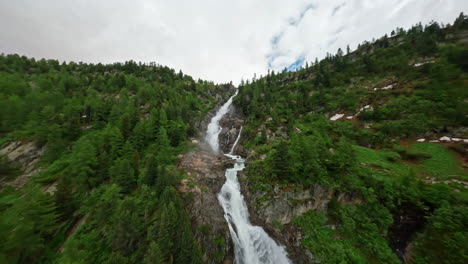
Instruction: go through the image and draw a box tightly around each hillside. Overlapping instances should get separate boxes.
[0,56,234,263]
[232,13,468,263]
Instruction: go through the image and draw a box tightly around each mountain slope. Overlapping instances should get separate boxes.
[0,56,233,263]
[233,13,468,264]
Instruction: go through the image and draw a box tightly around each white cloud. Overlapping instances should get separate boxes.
[0,0,467,85]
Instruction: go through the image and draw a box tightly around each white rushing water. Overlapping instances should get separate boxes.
[205,90,238,154]
[229,126,243,154]
[206,91,292,264]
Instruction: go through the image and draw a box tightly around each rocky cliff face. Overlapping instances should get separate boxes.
[218,106,244,154]
[241,182,362,225]
[237,172,363,263]
[0,141,45,189]
[388,203,430,262]
[214,104,367,263]
[178,150,235,264]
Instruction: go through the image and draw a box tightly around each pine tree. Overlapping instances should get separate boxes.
[131,149,140,177]
[107,197,144,254]
[55,176,76,220]
[176,216,203,264]
[105,125,124,160]
[141,154,158,186]
[157,127,171,165]
[121,140,135,161]
[271,141,290,180]
[168,122,186,147]
[103,252,130,264]
[119,112,132,139]
[92,184,122,225]
[68,138,98,191]
[96,149,111,182]
[110,158,136,193]
[159,108,168,128]
[157,202,179,262]
[1,186,60,263]
[130,120,152,150]
[144,242,164,264]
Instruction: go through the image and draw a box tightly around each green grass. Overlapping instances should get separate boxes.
[354,143,467,181]
[410,143,467,180]
[272,219,284,231]
[353,145,410,178]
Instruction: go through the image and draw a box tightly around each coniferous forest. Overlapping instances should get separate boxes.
[1,10,468,264]
[0,57,233,263]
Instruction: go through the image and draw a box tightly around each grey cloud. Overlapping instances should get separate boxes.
[1,0,467,84]
[331,2,346,16]
[288,4,315,26]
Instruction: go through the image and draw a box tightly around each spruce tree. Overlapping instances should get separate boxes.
[157,202,178,262]
[141,154,158,186]
[144,241,164,264]
[271,141,290,180]
[109,158,135,193]
[55,176,76,220]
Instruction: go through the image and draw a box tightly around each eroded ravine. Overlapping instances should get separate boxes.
[205,91,292,264]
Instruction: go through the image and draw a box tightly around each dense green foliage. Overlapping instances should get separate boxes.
[0,56,231,263]
[237,14,468,263]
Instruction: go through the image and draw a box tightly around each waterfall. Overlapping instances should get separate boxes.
[205,90,238,154]
[229,126,243,154]
[205,91,292,264]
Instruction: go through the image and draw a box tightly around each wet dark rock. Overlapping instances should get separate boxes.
[218,106,245,154]
[388,203,430,262]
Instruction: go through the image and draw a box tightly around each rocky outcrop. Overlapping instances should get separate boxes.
[178,150,235,264]
[388,203,430,262]
[242,183,362,225]
[218,108,244,154]
[237,173,362,264]
[0,141,46,189]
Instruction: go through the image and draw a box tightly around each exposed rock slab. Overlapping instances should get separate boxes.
[178,150,235,264]
[0,141,46,189]
[218,108,244,154]
[246,183,361,225]
[238,172,362,264]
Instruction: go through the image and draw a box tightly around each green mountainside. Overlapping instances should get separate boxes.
[234,13,468,263]
[0,57,232,263]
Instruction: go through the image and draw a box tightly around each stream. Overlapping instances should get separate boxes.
[205,91,292,264]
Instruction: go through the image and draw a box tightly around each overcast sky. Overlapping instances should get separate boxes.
[1,0,467,84]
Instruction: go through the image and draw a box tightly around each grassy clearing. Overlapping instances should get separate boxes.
[353,145,410,177]
[354,143,467,180]
[410,143,467,180]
